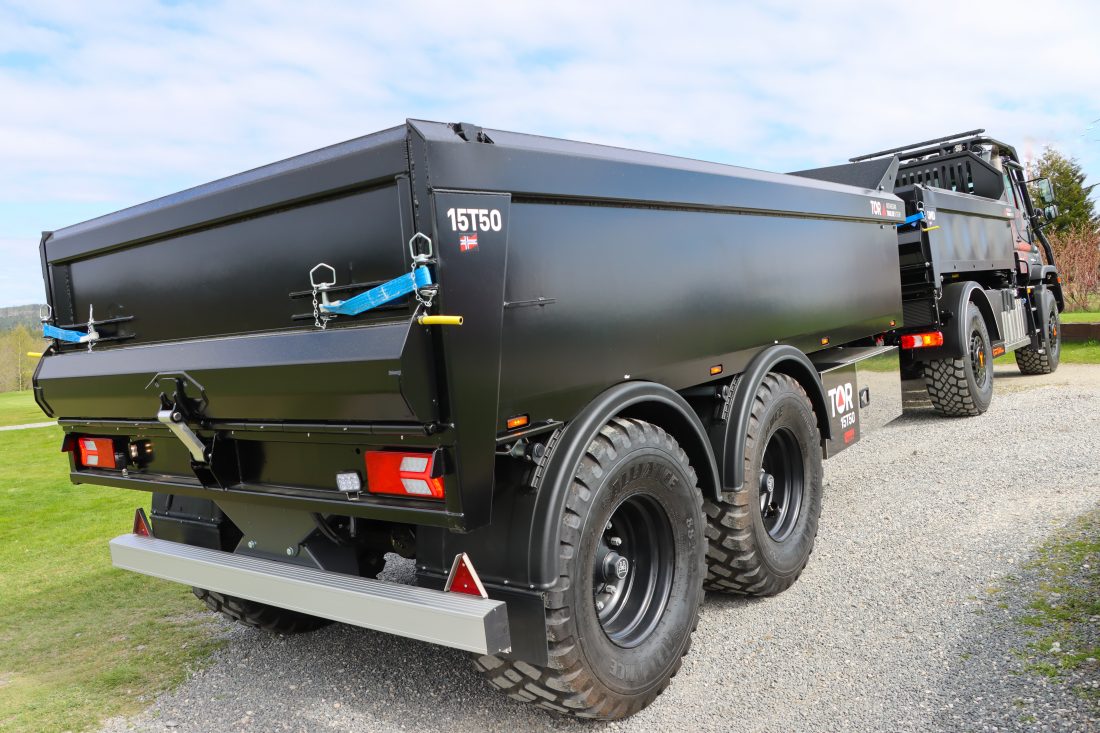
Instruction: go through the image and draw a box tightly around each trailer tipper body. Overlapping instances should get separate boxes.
[34,122,1061,719]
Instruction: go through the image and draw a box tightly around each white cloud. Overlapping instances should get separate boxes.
[1,0,1098,305]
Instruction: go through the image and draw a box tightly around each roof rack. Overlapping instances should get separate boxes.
[850,129,986,162]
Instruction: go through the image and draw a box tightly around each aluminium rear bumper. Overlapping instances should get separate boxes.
[109,534,510,655]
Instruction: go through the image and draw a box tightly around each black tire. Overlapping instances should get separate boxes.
[193,588,331,634]
[703,372,823,596]
[923,302,994,417]
[1015,291,1061,375]
[474,418,705,720]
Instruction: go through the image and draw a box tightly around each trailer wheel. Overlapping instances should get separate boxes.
[923,303,994,417]
[702,373,823,596]
[474,418,704,719]
[1015,291,1060,375]
[192,588,331,634]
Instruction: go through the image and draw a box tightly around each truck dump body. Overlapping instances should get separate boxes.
[37,120,903,533]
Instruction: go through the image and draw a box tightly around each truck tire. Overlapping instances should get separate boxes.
[474,418,705,719]
[192,588,331,634]
[1015,291,1060,375]
[923,302,994,417]
[702,373,823,596]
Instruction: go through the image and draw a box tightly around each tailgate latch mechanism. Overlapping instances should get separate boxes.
[157,408,207,463]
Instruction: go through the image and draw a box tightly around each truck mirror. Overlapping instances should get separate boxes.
[1044,204,1059,221]
[1036,178,1055,205]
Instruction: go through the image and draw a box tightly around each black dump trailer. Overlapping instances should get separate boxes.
[33,121,1060,719]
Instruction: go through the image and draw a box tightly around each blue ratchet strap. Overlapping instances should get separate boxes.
[320,265,433,317]
[43,323,94,343]
[895,211,926,228]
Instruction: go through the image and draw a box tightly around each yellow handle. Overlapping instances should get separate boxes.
[418,315,464,326]
[26,352,43,358]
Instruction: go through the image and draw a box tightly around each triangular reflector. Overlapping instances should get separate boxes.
[444,552,488,598]
[133,507,152,537]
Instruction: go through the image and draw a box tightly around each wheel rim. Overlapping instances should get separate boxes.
[1048,307,1060,359]
[759,427,805,541]
[969,329,989,386]
[593,493,674,648]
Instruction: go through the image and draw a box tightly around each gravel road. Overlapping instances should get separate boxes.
[102,364,1100,733]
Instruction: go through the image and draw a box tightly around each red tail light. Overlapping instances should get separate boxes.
[899,331,944,349]
[364,450,444,500]
[77,437,118,469]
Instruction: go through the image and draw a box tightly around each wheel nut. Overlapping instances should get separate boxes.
[595,600,605,611]
[608,536,622,547]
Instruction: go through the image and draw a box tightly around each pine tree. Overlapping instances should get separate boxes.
[1029,147,1098,234]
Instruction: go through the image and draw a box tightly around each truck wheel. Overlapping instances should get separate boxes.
[923,302,994,417]
[1015,292,1060,375]
[703,373,823,596]
[474,418,704,719]
[192,588,331,634]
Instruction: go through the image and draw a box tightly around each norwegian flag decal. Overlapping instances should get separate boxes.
[459,233,478,252]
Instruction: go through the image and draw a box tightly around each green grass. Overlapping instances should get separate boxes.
[0,393,222,732]
[858,340,1100,372]
[0,391,51,427]
[1061,311,1100,324]
[1015,508,1100,700]
[1061,340,1100,363]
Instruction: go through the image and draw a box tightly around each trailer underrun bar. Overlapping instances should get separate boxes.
[109,533,511,655]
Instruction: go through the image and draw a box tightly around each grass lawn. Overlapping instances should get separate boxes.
[1061,311,1100,324]
[0,393,222,733]
[0,390,51,427]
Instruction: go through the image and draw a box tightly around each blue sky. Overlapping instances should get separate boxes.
[2,0,1098,306]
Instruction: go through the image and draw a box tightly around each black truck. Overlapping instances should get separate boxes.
[33,122,1061,719]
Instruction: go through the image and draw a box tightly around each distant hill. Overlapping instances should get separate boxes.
[0,304,45,333]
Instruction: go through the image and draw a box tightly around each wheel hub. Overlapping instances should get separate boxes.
[759,427,805,542]
[592,494,674,648]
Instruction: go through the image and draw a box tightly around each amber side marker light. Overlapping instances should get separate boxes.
[992,345,1006,357]
[709,364,723,376]
[506,414,529,430]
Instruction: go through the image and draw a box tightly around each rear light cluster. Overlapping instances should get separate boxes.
[364,450,444,500]
[69,436,154,470]
[899,331,944,349]
[77,437,120,469]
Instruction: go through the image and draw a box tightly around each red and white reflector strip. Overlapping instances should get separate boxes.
[899,331,944,350]
[364,450,444,499]
[77,437,117,469]
[444,552,488,598]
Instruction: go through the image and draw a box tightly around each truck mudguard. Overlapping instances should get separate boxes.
[526,380,719,588]
[711,345,831,495]
[919,281,1002,361]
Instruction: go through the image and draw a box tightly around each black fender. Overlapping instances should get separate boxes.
[712,345,831,495]
[917,281,1000,361]
[527,380,721,588]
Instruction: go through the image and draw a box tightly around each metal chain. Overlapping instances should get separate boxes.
[312,287,330,330]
